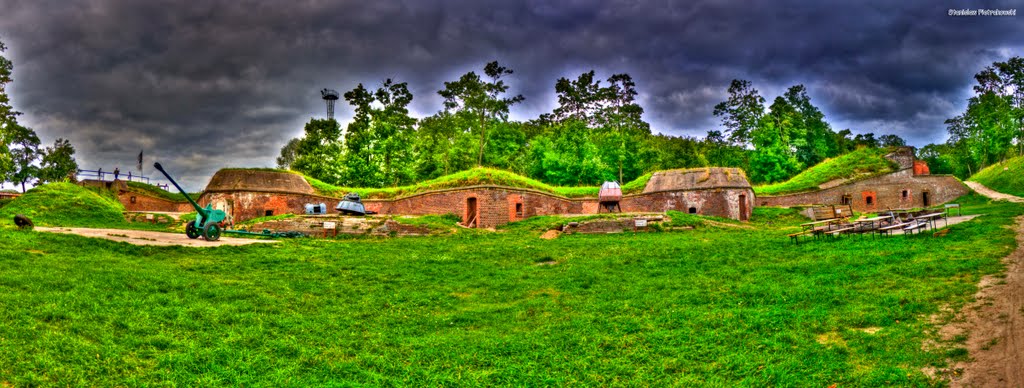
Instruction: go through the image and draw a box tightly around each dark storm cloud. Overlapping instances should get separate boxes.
[1,0,1022,190]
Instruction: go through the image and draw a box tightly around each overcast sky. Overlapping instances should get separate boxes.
[1,0,1022,191]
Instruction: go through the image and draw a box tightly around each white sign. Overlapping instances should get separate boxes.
[323,221,337,230]
[635,219,648,227]
[145,214,154,220]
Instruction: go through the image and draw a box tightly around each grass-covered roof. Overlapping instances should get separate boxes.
[754,148,899,196]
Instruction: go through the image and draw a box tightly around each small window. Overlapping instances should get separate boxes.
[130,196,136,204]
[840,195,852,205]
[866,196,874,206]
[688,207,697,214]
[265,210,274,217]
[902,190,908,199]
[515,203,523,218]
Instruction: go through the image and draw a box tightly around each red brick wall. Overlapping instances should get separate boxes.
[119,192,193,212]
[199,191,338,223]
[195,185,754,226]
[758,172,968,211]
[913,160,930,175]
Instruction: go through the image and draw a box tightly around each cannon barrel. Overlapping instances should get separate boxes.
[153,162,207,218]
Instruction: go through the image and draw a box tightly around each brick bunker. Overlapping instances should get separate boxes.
[191,167,755,227]
[757,147,969,212]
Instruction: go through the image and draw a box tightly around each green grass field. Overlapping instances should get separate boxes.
[754,147,898,196]
[125,181,197,202]
[0,190,1019,385]
[969,154,1024,197]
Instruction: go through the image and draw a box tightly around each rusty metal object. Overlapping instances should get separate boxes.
[14,214,33,230]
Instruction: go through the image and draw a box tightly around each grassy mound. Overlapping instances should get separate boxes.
[126,181,193,202]
[754,148,898,195]
[0,182,126,227]
[969,155,1024,197]
[304,167,653,199]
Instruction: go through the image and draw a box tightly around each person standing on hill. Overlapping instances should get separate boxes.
[113,167,120,181]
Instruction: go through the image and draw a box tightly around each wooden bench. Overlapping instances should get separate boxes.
[824,226,856,238]
[903,220,930,234]
[876,222,909,237]
[788,230,814,243]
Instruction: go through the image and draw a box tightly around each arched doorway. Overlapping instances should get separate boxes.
[465,197,478,228]
[738,194,748,221]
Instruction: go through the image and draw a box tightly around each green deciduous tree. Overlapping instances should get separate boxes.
[291,118,344,184]
[748,118,801,183]
[370,79,417,187]
[1,39,20,184]
[439,61,524,167]
[878,134,907,148]
[38,138,78,183]
[528,120,611,185]
[6,123,40,192]
[276,137,301,169]
[413,111,476,179]
[784,85,836,166]
[713,79,765,145]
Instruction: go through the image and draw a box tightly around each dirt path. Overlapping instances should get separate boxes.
[36,227,277,247]
[965,181,1024,203]
[941,215,1024,387]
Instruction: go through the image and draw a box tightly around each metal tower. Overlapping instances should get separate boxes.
[321,88,340,120]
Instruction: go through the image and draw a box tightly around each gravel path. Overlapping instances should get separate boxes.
[965,181,1024,203]
[36,227,277,247]
[944,216,1024,387]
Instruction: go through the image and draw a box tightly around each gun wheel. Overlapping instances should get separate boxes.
[203,223,221,241]
[185,221,201,239]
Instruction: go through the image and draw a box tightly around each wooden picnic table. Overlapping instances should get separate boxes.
[800,218,846,233]
[917,212,947,230]
[853,215,893,233]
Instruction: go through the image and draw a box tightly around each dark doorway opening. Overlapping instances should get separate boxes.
[841,195,851,205]
[688,207,697,214]
[466,197,478,228]
[265,210,274,217]
[922,192,930,207]
[866,196,873,206]
[515,202,523,219]
[738,195,748,221]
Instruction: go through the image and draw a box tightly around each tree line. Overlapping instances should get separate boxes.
[0,39,79,192]
[918,57,1024,178]
[280,61,905,188]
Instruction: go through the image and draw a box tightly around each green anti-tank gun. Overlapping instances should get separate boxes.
[153,162,227,241]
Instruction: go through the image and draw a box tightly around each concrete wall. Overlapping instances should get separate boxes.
[758,170,968,212]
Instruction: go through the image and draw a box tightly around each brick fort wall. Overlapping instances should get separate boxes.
[758,170,968,212]
[197,185,755,227]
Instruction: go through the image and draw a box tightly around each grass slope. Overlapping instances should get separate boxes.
[0,182,126,227]
[126,181,194,202]
[304,167,653,200]
[754,148,898,196]
[969,154,1024,197]
[0,194,1017,385]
